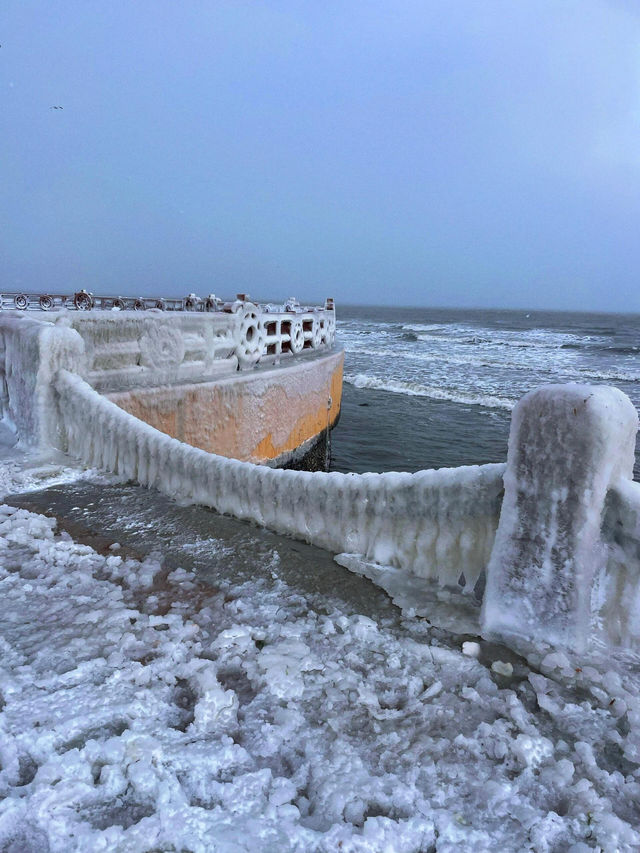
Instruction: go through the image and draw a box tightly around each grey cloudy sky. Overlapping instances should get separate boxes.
[2,1,640,311]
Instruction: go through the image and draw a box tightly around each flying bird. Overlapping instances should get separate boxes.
[50,105,64,110]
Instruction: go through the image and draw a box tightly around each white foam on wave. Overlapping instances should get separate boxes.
[579,368,640,383]
[401,323,449,333]
[413,331,587,350]
[342,345,556,377]
[345,373,515,410]
[343,343,392,358]
[399,322,597,351]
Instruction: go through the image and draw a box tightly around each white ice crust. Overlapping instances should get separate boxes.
[482,383,639,651]
[1,501,640,851]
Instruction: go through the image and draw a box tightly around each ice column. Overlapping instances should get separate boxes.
[481,384,638,651]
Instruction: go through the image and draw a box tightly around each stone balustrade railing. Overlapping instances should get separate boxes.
[0,291,336,373]
[0,289,331,315]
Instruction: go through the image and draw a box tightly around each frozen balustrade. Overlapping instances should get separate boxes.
[4,308,640,653]
[0,301,340,467]
[55,369,505,592]
[0,293,337,392]
[482,384,639,652]
[54,371,640,652]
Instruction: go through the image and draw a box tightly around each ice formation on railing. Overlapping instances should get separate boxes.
[0,314,84,446]
[1,296,336,403]
[55,370,504,591]
[482,384,639,652]
[7,307,640,653]
[598,478,640,647]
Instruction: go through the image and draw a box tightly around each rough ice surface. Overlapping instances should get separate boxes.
[482,384,639,652]
[1,492,640,852]
[0,315,84,448]
[55,369,504,589]
[598,478,640,648]
[55,309,240,392]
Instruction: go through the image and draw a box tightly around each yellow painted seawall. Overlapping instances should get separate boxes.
[106,349,343,467]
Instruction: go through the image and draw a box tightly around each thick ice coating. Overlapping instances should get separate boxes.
[482,383,639,651]
[55,370,504,591]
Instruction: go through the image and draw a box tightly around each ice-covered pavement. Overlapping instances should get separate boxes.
[1,471,640,850]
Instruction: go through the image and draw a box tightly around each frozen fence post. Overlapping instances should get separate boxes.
[481,384,638,651]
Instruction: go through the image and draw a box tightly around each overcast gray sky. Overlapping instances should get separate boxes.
[2,1,640,311]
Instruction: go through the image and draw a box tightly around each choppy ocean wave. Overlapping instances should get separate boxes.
[401,323,449,333]
[578,368,640,383]
[345,373,515,410]
[601,345,640,355]
[412,330,590,350]
[333,306,640,476]
[341,343,559,375]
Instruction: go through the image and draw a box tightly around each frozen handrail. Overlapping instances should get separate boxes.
[0,291,337,371]
[55,368,504,592]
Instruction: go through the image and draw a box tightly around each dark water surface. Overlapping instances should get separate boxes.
[330,305,640,478]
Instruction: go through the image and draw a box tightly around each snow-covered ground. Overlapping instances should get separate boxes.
[1,454,640,851]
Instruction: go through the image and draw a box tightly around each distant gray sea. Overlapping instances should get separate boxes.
[330,305,640,479]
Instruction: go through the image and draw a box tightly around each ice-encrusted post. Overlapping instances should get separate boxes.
[481,384,638,652]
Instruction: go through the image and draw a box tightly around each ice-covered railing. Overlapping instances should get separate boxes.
[55,369,505,591]
[7,307,640,655]
[0,313,84,446]
[0,291,337,374]
[598,479,640,647]
[55,371,640,653]
[481,384,640,652]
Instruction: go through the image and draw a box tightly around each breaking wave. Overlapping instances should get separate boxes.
[579,368,640,383]
[345,373,515,410]
[342,344,551,374]
[413,331,587,350]
[402,323,449,333]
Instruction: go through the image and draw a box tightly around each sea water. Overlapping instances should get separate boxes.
[331,305,640,477]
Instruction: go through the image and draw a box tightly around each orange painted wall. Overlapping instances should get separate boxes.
[106,350,343,465]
